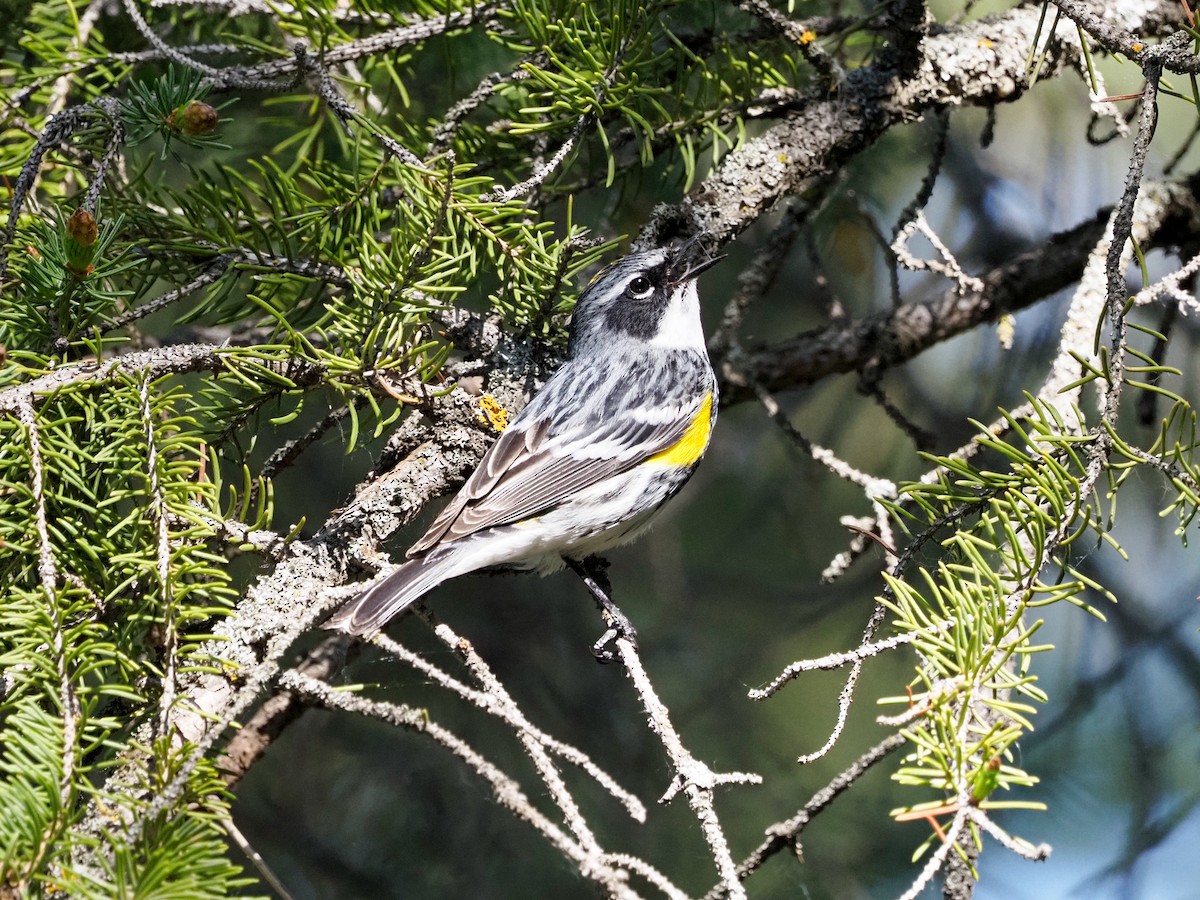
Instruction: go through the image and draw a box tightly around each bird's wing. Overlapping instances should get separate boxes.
[408,387,711,555]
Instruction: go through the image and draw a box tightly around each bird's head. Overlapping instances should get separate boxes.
[567,238,723,357]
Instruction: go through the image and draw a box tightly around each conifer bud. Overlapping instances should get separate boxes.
[168,100,220,136]
[970,756,1002,804]
[64,208,98,278]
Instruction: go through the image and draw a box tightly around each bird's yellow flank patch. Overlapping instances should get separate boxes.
[647,392,713,468]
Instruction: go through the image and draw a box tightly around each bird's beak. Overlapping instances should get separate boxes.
[680,252,725,281]
[669,234,725,284]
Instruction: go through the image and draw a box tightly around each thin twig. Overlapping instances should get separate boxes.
[18,398,77,804]
[376,625,647,822]
[896,805,971,900]
[139,373,179,738]
[619,638,760,900]
[749,623,952,700]
[106,257,233,331]
[258,398,365,483]
[280,669,641,899]
[892,210,984,296]
[702,733,906,900]
[199,3,498,91]
[429,61,538,155]
[969,808,1052,861]
[122,0,224,77]
[797,602,889,765]
[223,819,297,900]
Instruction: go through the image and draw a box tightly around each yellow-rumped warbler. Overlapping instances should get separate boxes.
[327,240,721,638]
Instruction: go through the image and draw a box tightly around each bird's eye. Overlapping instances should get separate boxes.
[626,276,653,299]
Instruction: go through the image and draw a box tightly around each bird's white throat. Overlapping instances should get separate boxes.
[649,281,705,349]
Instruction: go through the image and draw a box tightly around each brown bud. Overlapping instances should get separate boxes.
[64,208,98,277]
[168,100,220,136]
[66,208,98,246]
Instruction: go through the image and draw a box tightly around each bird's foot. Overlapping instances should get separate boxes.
[566,555,638,664]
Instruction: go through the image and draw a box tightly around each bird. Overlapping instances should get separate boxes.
[326,239,722,643]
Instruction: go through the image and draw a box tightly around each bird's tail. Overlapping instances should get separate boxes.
[325,548,461,636]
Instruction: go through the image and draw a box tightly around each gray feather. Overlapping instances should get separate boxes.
[325,548,458,636]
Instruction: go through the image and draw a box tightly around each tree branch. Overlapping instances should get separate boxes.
[719,179,1200,403]
[638,1,1179,248]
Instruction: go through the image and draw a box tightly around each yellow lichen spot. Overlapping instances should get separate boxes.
[800,29,817,45]
[978,38,994,49]
[997,313,1015,351]
[478,393,509,432]
[95,798,120,823]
